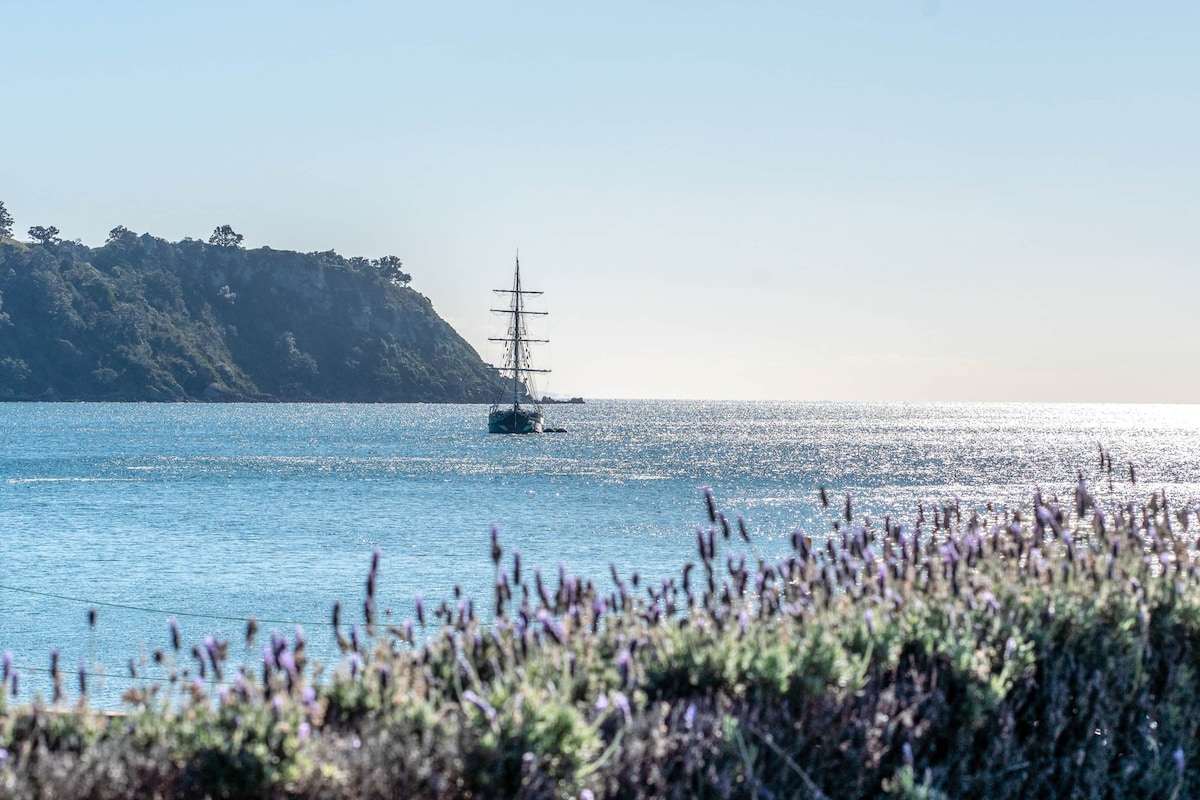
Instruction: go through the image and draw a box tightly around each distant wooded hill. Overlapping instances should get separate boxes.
[0,228,502,402]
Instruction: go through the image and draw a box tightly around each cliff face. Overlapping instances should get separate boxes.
[0,235,501,402]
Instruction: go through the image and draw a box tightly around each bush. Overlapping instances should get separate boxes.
[2,477,1199,798]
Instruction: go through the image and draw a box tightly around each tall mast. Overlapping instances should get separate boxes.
[489,252,549,410]
[511,253,522,409]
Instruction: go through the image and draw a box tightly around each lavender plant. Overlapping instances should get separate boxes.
[2,471,1200,799]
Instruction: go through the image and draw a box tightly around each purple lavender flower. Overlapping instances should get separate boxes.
[1036,505,1056,533]
[903,742,914,767]
[168,617,181,651]
[302,686,317,707]
[1174,747,1185,776]
[204,635,218,667]
[616,648,631,686]
[0,748,7,770]
[415,593,425,627]
[684,703,696,731]
[1075,476,1090,516]
[463,689,498,723]
[983,592,1001,615]
[2,651,10,683]
[613,691,632,723]
[298,721,312,743]
[535,568,552,609]
[279,651,297,677]
[294,625,306,649]
[594,693,609,712]
[537,608,565,645]
[703,486,716,523]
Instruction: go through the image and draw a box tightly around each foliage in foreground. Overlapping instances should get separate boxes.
[3,469,1200,799]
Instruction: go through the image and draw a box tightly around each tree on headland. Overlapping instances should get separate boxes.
[208,225,244,248]
[106,225,139,248]
[0,201,13,239]
[373,255,411,286]
[28,225,61,245]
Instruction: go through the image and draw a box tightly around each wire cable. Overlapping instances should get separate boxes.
[0,582,336,628]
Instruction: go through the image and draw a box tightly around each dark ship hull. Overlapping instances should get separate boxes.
[488,406,545,434]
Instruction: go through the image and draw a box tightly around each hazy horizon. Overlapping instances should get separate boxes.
[3,2,1197,403]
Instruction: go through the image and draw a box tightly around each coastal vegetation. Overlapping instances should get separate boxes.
[2,467,1199,799]
[0,207,500,402]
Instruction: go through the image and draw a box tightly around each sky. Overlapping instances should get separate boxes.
[1,1,1197,402]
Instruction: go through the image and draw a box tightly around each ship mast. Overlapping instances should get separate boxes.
[511,255,522,409]
[490,252,549,409]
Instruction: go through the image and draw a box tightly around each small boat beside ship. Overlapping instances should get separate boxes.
[488,254,556,434]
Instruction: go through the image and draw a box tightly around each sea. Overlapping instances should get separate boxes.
[3,400,1200,707]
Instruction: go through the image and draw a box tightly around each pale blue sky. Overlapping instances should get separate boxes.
[2,2,1197,400]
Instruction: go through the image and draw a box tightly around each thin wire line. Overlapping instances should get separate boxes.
[0,582,335,627]
[10,663,236,688]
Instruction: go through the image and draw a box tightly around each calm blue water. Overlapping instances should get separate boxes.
[3,400,1200,706]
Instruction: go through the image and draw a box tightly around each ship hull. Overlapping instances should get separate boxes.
[488,407,545,434]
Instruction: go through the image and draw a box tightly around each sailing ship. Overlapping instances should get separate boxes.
[488,254,551,434]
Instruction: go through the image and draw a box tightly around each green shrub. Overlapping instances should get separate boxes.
[3,480,1200,798]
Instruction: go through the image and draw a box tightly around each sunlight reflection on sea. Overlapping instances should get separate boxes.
[2,400,1199,706]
